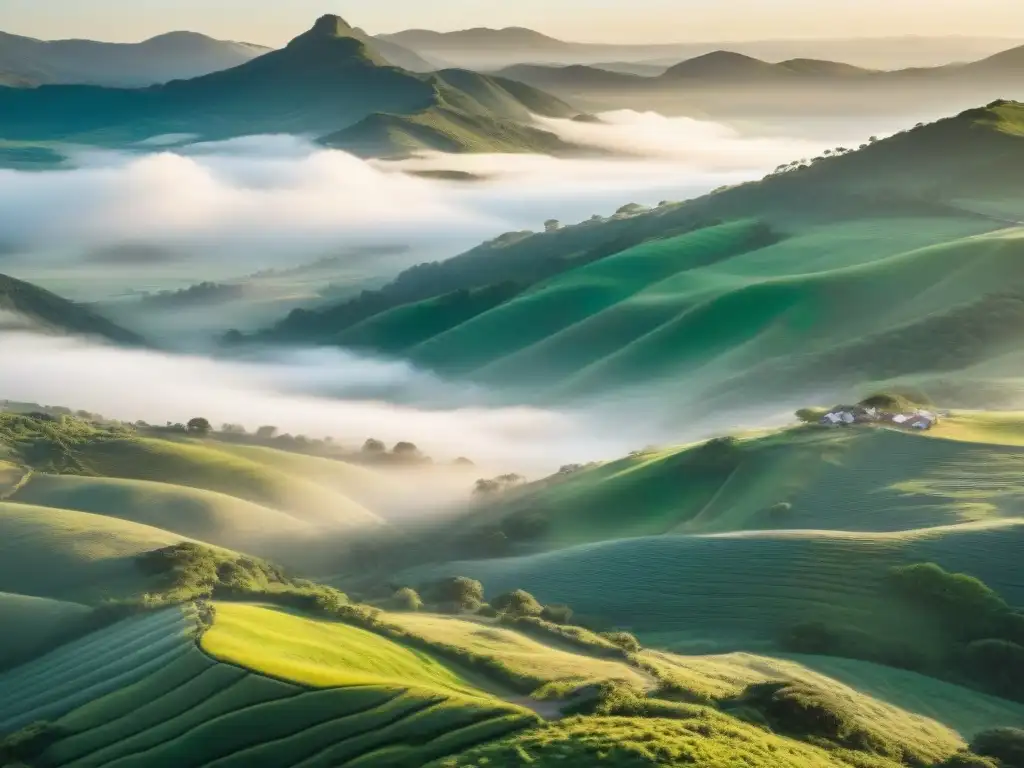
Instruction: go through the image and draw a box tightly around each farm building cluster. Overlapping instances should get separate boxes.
[820,404,940,431]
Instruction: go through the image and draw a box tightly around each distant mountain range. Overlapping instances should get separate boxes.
[0,30,270,87]
[493,45,1024,124]
[379,28,1023,71]
[0,16,583,159]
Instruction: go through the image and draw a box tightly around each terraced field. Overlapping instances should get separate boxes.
[5,600,1022,767]
[0,604,535,768]
[0,608,198,734]
[409,519,1024,651]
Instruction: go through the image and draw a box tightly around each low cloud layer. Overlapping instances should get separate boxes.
[0,114,867,299]
[0,331,667,474]
[534,110,859,166]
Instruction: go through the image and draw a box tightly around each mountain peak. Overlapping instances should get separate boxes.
[284,14,386,64]
[286,15,358,47]
[309,14,356,38]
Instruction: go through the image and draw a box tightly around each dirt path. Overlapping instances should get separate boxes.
[0,466,32,501]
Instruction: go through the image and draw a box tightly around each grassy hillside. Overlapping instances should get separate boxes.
[4,599,1020,767]
[0,605,535,768]
[262,104,1024,410]
[407,518,1024,652]
[408,219,778,375]
[641,651,1024,744]
[9,474,317,560]
[0,273,143,345]
[322,105,578,158]
[459,424,1024,553]
[44,436,385,530]
[780,654,1024,739]
[334,282,524,354]
[382,612,649,691]
[0,502,187,601]
[0,412,410,574]
[427,715,879,768]
[397,223,1024,409]
[202,603,487,699]
[0,592,90,668]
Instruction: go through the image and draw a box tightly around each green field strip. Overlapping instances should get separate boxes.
[201,603,482,697]
[1,642,194,736]
[55,648,218,732]
[344,713,535,768]
[198,690,428,768]
[88,686,405,768]
[62,674,301,768]
[0,612,191,715]
[48,657,243,765]
[291,699,498,768]
[0,607,187,698]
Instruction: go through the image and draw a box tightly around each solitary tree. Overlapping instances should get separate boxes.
[363,438,386,454]
[390,587,423,612]
[492,590,544,618]
[186,417,212,436]
[544,219,562,232]
[427,576,484,610]
[393,442,420,456]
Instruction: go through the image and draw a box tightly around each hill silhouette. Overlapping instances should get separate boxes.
[0,29,268,87]
[0,273,143,345]
[384,27,570,52]
[496,45,1024,121]
[0,15,577,155]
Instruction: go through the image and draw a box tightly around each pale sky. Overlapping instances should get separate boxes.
[1,0,1021,45]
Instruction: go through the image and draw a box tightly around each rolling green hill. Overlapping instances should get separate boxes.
[21,433,385,530]
[0,413,395,575]
[447,424,1024,556]
[264,102,1024,412]
[9,474,317,560]
[0,15,579,157]
[0,592,90,668]
[322,104,579,158]
[0,502,188,601]
[0,273,143,345]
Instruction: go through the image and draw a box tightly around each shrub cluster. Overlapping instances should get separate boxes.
[729,682,919,763]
